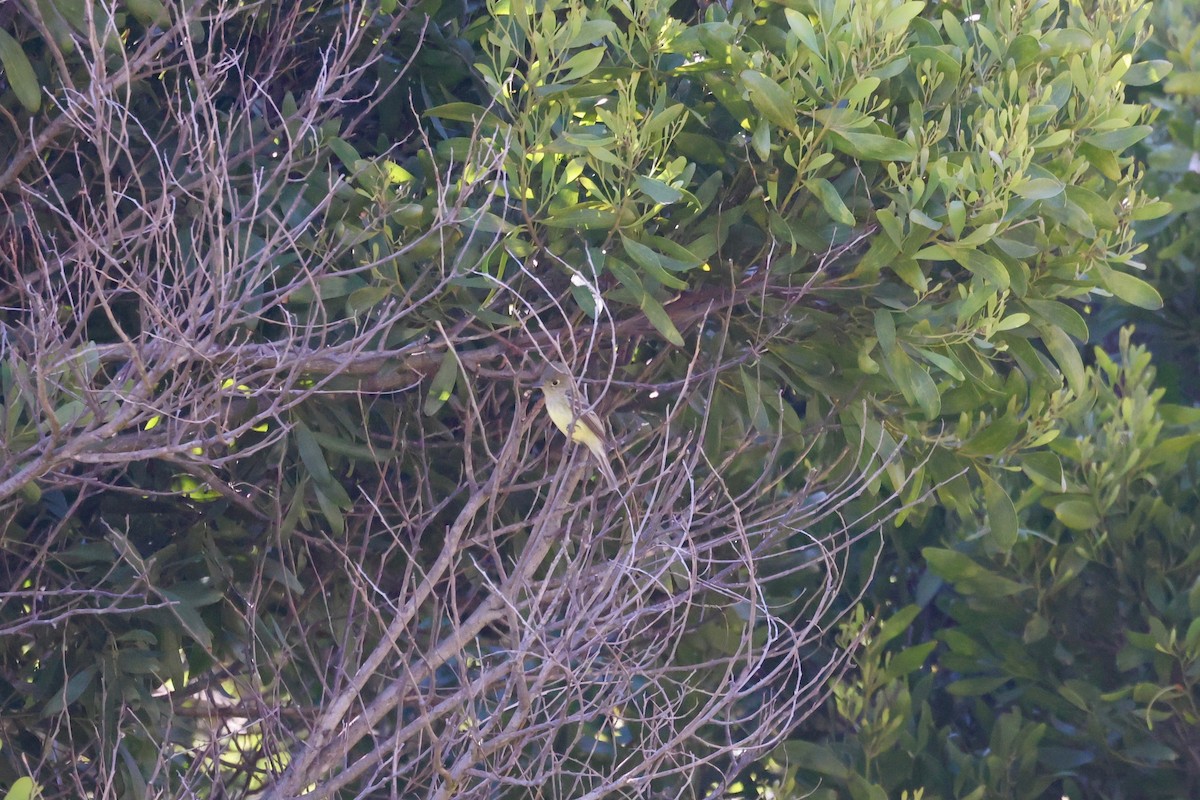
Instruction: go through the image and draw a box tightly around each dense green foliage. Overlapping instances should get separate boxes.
[0,0,1195,798]
[777,3,1200,798]
[1097,0,1200,403]
[780,331,1200,799]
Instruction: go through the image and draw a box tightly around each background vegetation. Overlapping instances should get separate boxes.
[0,0,1195,798]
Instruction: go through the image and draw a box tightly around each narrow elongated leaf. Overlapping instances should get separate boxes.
[1082,125,1152,151]
[1123,59,1171,86]
[1098,264,1163,310]
[1022,298,1089,341]
[0,29,41,112]
[635,175,683,205]
[740,70,797,130]
[783,10,821,54]
[1012,177,1063,200]
[423,348,459,415]
[424,102,509,132]
[1035,322,1086,395]
[883,641,937,681]
[980,470,1018,550]
[923,548,1029,596]
[877,605,921,647]
[620,235,689,289]
[1053,498,1100,529]
[295,422,336,487]
[880,1,925,35]
[159,590,215,649]
[559,47,605,81]
[641,292,685,347]
[829,131,917,162]
[808,178,855,226]
[949,246,1009,289]
[1064,185,1117,229]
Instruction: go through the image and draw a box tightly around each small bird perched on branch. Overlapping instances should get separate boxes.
[534,362,619,489]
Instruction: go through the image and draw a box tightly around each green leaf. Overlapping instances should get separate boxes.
[947,200,966,237]
[558,46,605,81]
[1022,451,1065,492]
[313,481,346,535]
[808,178,855,226]
[1034,321,1086,395]
[641,292,685,347]
[917,346,964,380]
[890,257,927,291]
[739,368,770,434]
[783,9,821,54]
[160,590,215,649]
[635,175,684,205]
[0,29,41,112]
[423,348,460,415]
[944,245,1009,289]
[126,0,170,25]
[1023,613,1050,643]
[995,313,1030,331]
[1022,298,1088,341]
[310,429,402,463]
[942,10,969,50]
[424,102,508,133]
[294,422,336,487]
[980,470,1018,550]
[264,559,305,593]
[880,1,925,35]
[1123,59,1171,86]
[1131,200,1171,221]
[1064,185,1117,230]
[4,777,36,800]
[740,70,798,130]
[326,137,361,168]
[564,19,619,48]
[347,285,391,313]
[43,666,97,716]
[962,414,1021,456]
[1097,264,1163,310]
[923,548,1029,596]
[909,208,941,230]
[884,641,937,681]
[874,309,896,352]
[620,235,689,290]
[542,204,622,228]
[1012,177,1063,200]
[750,116,771,160]
[886,346,940,419]
[1164,71,1200,95]
[1121,742,1179,764]
[829,131,917,162]
[779,741,849,779]
[1053,498,1099,530]
[876,604,921,647]
[1082,125,1152,152]
[1078,141,1122,180]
